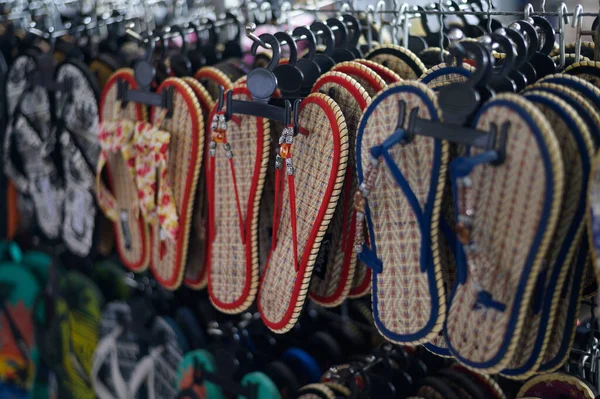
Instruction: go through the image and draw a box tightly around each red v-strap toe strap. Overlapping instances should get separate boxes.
[271,126,299,271]
[209,112,246,245]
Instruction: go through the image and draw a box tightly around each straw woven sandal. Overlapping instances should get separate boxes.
[206,86,270,314]
[500,91,593,379]
[419,64,474,87]
[307,72,371,307]
[181,77,214,290]
[365,44,427,80]
[321,64,385,300]
[146,78,203,290]
[295,384,336,399]
[258,92,348,333]
[538,74,600,300]
[330,61,387,97]
[564,60,600,88]
[444,94,564,374]
[194,66,235,100]
[55,60,101,257]
[354,59,402,84]
[355,81,448,346]
[517,373,596,399]
[97,69,149,271]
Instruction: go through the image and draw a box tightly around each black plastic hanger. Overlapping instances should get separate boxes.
[222,12,243,60]
[509,20,538,84]
[418,5,450,48]
[342,14,363,58]
[273,31,304,94]
[504,26,530,91]
[310,21,336,73]
[529,15,558,78]
[117,31,174,117]
[447,0,486,37]
[488,30,517,93]
[326,18,355,62]
[153,28,171,84]
[167,25,192,77]
[293,26,321,93]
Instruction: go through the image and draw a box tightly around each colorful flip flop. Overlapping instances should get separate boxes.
[146,78,203,290]
[356,82,448,345]
[445,94,564,373]
[176,349,226,399]
[97,69,149,271]
[308,72,371,306]
[0,261,41,397]
[207,86,270,313]
[55,59,101,257]
[258,93,348,333]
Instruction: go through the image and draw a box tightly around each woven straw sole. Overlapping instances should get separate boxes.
[445,94,564,374]
[296,384,336,399]
[517,373,596,399]
[357,81,448,346]
[365,44,427,80]
[354,59,402,84]
[194,66,233,100]
[258,93,349,333]
[182,77,214,289]
[99,69,150,271]
[500,91,593,379]
[207,87,270,314]
[331,61,387,98]
[419,63,474,87]
[309,72,371,307]
[148,78,203,290]
[564,61,600,89]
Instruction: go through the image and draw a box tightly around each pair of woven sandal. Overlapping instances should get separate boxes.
[97,69,205,289]
[357,71,598,376]
[206,53,425,333]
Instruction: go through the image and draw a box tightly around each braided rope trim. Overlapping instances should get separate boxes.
[517,373,596,399]
[365,44,428,78]
[331,61,387,93]
[354,59,403,83]
[296,384,336,399]
[268,93,349,334]
[100,68,150,272]
[565,60,600,74]
[500,90,593,380]
[357,80,448,346]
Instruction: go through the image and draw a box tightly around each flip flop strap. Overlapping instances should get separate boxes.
[272,126,299,271]
[354,129,430,274]
[133,112,179,243]
[208,112,246,245]
[96,119,137,222]
[450,151,507,313]
[92,326,127,399]
[129,346,163,399]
